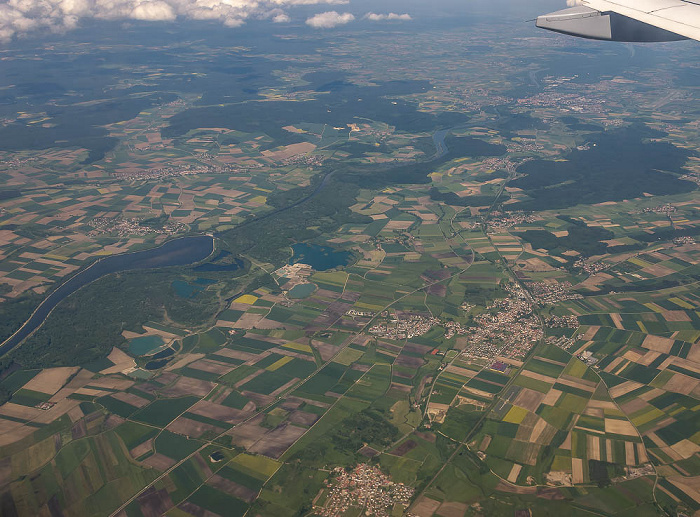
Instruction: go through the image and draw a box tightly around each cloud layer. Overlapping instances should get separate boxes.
[305,10,354,28]
[365,12,411,22]
[0,0,350,41]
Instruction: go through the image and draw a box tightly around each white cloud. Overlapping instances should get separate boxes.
[130,1,176,21]
[305,10,354,28]
[566,0,584,5]
[364,12,411,22]
[0,0,348,42]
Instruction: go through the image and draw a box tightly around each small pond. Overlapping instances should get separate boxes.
[209,451,226,462]
[172,280,201,298]
[144,347,176,370]
[145,358,170,370]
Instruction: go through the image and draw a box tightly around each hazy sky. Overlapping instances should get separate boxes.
[0,0,564,42]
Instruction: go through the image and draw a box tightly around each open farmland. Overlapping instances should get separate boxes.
[0,12,698,517]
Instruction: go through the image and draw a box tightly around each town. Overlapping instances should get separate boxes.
[461,283,543,360]
[369,313,441,340]
[486,210,538,232]
[87,217,187,237]
[315,464,415,517]
[529,281,584,304]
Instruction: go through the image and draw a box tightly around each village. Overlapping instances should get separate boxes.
[87,216,187,237]
[113,161,260,181]
[486,211,538,232]
[574,257,611,275]
[517,90,606,115]
[315,464,415,517]
[369,313,442,340]
[529,281,584,304]
[545,314,580,328]
[461,283,543,360]
[546,334,578,352]
[640,203,677,215]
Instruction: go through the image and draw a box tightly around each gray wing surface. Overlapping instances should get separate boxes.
[537,0,700,42]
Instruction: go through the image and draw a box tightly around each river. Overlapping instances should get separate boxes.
[432,129,450,159]
[0,235,214,355]
[3,129,452,355]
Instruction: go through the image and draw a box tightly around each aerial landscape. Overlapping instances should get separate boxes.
[0,0,699,515]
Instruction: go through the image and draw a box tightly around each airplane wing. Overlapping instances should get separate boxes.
[536,0,700,42]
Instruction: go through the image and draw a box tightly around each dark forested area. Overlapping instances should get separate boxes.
[519,216,616,257]
[512,125,696,210]
[11,269,223,368]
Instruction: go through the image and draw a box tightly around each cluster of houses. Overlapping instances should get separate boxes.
[316,464,414,517]
[486,211,538,231]
[87,217,186,237]
[369,314,441,340]
[574,258,610,275]
[545,314,579,328]
[529,281,583,304]
[462,283,543,360]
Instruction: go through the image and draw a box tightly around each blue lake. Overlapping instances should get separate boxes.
[172,278,217,298]
[172,280,201,298]
[129,335,165,356]
[289,243,351,271]
[144,347,176,370]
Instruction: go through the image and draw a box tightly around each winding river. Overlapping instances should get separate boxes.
[0,235,214,355]
[432,129,450,159]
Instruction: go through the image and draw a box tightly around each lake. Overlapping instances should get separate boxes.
[288,283,317,299]
[145,347,175,370]
[129,335,165,356]
[171,278,215,298]
[289,243,351,271]
[193,251,244,273]
[0,235,214,355]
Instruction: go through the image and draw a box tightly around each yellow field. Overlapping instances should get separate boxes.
[312,271,348,286]
[564,359,588,379]
[266,356,293,371]
[550,454,572,472]
[234,294,258,305]
[669,297,694,309]
[503,405,528,424]
[631,407,665,427]
[231,453,281,479]
[283,342,313,353]
[629,258,652,268]
[333,348,364,366]
[354,302,384,312]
